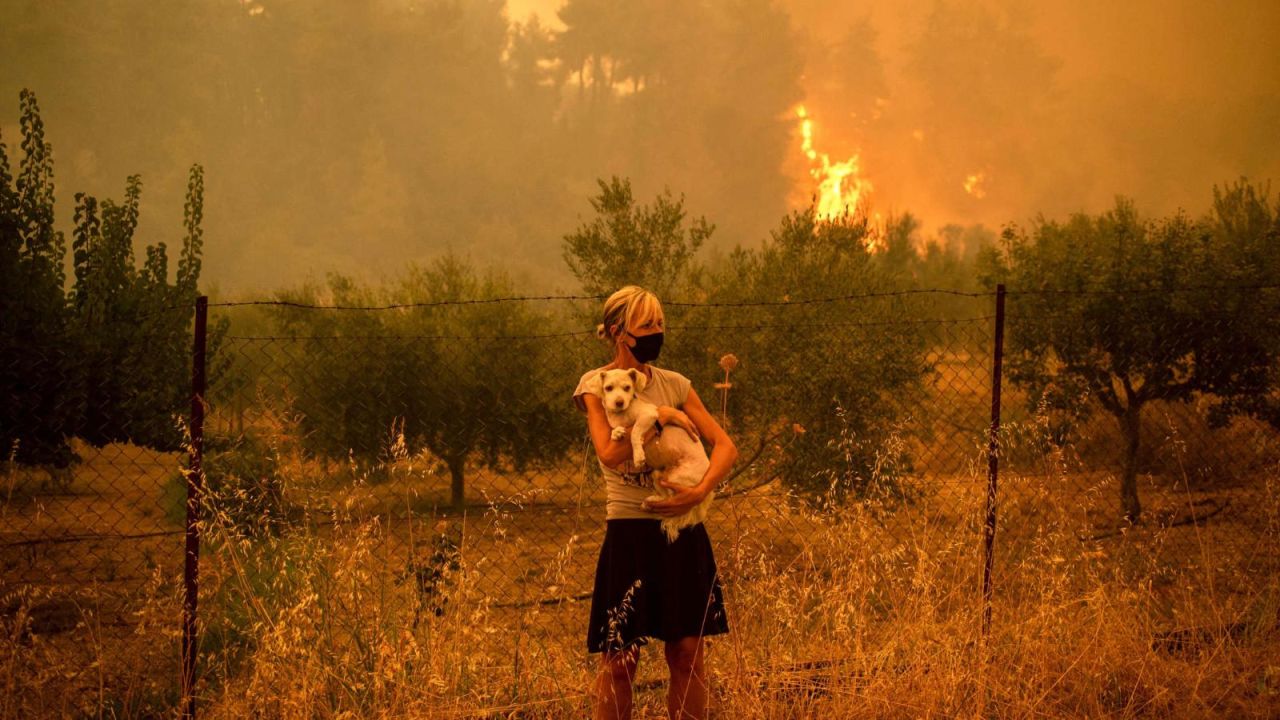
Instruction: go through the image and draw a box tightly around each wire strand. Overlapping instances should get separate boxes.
[201,283,1280,311]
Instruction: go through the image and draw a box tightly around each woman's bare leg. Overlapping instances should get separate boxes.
[595,645,640,720]
[664,637,707,720]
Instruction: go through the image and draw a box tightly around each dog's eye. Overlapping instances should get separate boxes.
[604,385,613,391]
[623,385,631,392]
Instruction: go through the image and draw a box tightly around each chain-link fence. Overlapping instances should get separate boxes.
[3,286,1279,715]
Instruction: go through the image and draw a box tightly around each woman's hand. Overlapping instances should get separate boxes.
[643,480,709,517]
[656,405,699,441]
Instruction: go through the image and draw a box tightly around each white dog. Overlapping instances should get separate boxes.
[599,368,713,542]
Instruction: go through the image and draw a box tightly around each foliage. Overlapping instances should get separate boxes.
[678,206,932,505]
[0,90,78,465]
[561,175,713,299]
[203,433,290,537]
[272,254,583,509]
[1196,181,1280,430]
[916,223,996,293]
[980,185,1280,522]
[70,167,211,450]
[0,89,213,464]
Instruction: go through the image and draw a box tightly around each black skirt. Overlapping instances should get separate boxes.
[586,519,730,654]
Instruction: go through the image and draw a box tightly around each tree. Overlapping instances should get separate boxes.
[554,0,803,247]
[69,164,211,451]
[1195,181,1280,431]
[0,88,213,464]
[801,16,888,149]
[980,187,1280,522]
[561,176,713,299]
[0,89,78,466]
[902,2,1060,217]
[874,212,921,281]
[507,15,566,111]
[273,254,581,510]
[683,206,931,505]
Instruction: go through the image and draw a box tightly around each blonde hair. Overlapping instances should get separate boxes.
[595,285,663,344]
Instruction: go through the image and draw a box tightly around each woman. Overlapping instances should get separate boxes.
[572,285,739,720]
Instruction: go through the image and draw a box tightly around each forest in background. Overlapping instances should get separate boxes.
[5,3,1280,717]
[5,81,1279,526]
[2,0,1277,293]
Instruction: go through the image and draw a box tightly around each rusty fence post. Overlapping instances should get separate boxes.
[982,284,1006,638]
[182,296,208,720]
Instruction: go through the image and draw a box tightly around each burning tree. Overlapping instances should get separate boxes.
[981,185,1280,522]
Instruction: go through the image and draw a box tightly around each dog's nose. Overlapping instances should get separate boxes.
[614,400,624,408]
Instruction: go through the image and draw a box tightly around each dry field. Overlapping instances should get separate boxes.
[3,445,1279,717]
[3,362,1280,717]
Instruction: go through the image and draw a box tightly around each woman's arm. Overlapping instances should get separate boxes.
[583,394,703,469]
[645,386,739,516]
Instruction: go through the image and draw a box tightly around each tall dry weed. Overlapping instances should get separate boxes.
[2,406,1277,718]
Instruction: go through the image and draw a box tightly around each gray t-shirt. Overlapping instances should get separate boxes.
[573,365,693,520]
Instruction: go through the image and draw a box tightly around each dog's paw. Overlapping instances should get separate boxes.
[610,426,628,441]
[632,450,646,466]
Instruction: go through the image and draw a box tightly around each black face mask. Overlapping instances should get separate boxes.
[627,331,664,363]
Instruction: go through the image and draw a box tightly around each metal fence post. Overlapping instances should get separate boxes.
[182,296,208,720]
[982,285,1006,638]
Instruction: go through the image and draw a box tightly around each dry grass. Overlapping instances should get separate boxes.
[3,393,1279,718]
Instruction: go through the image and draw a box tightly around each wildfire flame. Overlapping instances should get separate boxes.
[795,105,873,219]
[963,171,987,199]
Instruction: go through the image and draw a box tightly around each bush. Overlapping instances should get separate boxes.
[681,208,931,505]
[270,254,582,509]
[168,433,289,537]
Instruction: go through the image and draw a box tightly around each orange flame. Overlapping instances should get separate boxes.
[795,105,873,219]
[963,171,987,199]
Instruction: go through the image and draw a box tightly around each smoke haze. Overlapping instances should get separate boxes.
[3,0,1277,295]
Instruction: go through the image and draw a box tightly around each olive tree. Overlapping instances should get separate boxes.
[561,175,713,300]
[679,208,932,505]
[980,184,1280,522]
[273,254,580,509]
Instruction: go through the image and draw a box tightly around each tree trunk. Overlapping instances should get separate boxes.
[447,456,465,511]
[1119,405,1143,524]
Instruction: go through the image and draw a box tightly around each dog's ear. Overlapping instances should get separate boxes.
[598,370,608,389]
[629,368,647,392]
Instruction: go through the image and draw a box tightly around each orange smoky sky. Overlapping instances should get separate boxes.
[3,0,1276,291]
[518,0,1279,232]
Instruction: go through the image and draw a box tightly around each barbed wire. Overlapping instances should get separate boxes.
[208,295,605,311]
[201,283,1280,312]
[221,315,999,341]
[223,329,599,341]
[208,290,973,311]
[1003,282,1280,297]
[133,302,201,322]
[664,288,992,305]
